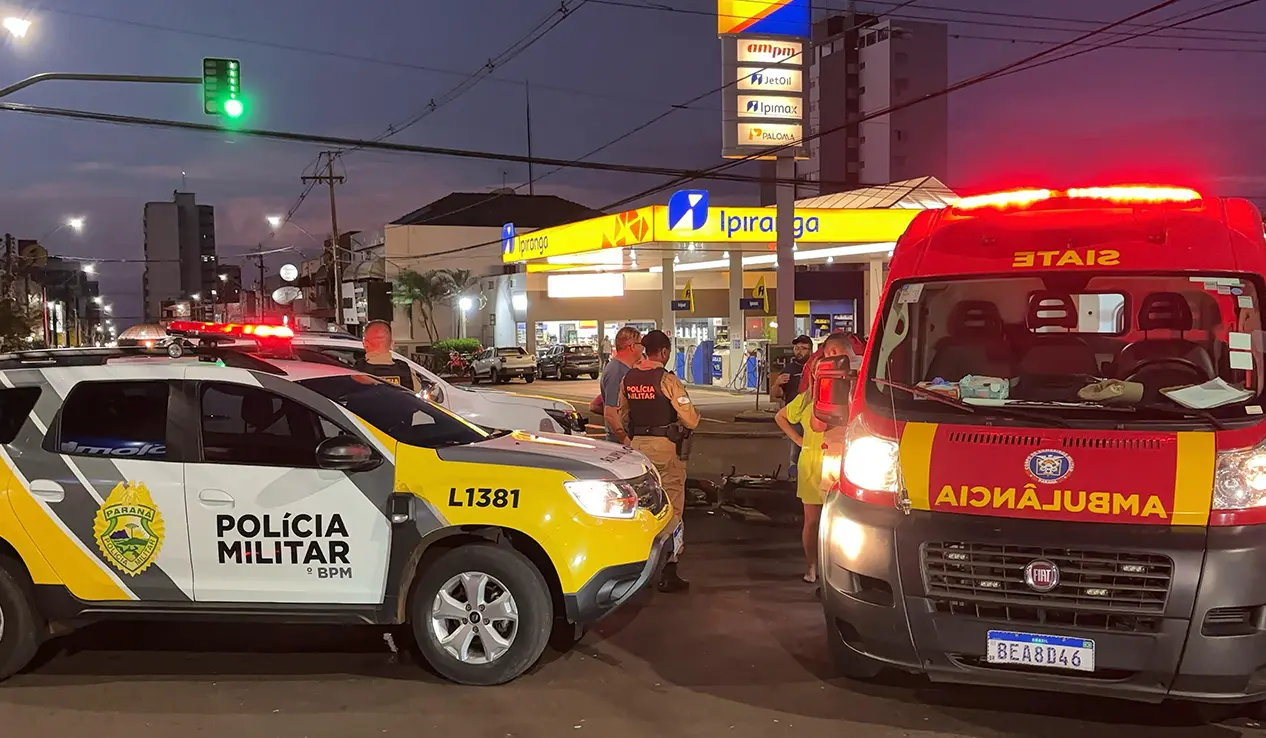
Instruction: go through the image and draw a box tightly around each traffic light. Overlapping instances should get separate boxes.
[202,57,243,118]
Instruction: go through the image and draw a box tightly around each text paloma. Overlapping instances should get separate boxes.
[934,484,1168,519]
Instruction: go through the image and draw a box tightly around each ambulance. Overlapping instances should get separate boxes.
[817,185,1266,710]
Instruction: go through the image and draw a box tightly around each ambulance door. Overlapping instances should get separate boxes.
[183,377,390,605]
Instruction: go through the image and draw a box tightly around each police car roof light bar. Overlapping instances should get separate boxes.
[0,344,289,375]
[166,320,295,340]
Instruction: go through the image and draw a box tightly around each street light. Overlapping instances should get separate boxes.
[266,215,283,229]
[190,293,201,301]
[67,217,85,232]
[2,17,31,38]
[82,263,95,275]
[458,296,473,311]
[92,296,102,304]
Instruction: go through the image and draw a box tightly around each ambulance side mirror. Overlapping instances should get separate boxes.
[317,436,382,472]
[813,356,855,427]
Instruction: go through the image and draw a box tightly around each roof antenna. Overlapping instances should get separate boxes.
[501,170,509,188]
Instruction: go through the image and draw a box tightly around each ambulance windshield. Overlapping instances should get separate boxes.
[867,274,1266,427]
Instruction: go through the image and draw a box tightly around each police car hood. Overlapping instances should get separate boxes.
[461,386,576,413]
[434,431,653,481]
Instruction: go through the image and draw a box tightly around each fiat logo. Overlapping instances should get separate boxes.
[1024,559,1060,592]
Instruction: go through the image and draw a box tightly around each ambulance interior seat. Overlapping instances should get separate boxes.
[1114,292,1216,382]
[1017,292,1100,377]
[926,300,1013,382]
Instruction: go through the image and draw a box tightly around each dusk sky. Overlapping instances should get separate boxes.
[3,0,1266,324]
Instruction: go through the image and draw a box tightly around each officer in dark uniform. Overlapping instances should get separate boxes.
[355,320,423,393]
[616,330,700,593]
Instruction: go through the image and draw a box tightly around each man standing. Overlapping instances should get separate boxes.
[772,335,814,478]
[599,326,642,442]
[599,335,612,369]
[355,320,423,392]
[616,330,700,593]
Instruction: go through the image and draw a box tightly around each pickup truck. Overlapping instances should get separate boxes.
[472,345,537,384]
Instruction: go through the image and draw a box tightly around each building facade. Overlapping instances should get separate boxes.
[142,191,219,321]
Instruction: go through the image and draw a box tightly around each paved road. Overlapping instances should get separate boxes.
[489,376,779,425]
[4,515,1258,737]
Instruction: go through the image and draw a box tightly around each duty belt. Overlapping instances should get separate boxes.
[632,425,673,437]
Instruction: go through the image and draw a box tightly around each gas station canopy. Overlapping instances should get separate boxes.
[499,176,959,272]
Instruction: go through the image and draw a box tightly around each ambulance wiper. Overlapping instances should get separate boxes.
[1127,402,1224,430]
[873,378,975,412]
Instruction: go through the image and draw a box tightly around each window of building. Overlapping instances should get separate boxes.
[858,86,866,95]
[894,129,907,142]
[821,44,832,57]
[878,28,890,42]
[59,381,171,460]
[199,383,338,467]
[859,61,866,70]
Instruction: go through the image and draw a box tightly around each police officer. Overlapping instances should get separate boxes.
[355,320,424,392]
[615,329,700,593]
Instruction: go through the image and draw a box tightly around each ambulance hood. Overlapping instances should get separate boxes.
[434,430,655,481]
[899,423,1216,526]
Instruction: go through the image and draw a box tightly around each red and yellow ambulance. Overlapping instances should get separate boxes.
[819,185,1266,709]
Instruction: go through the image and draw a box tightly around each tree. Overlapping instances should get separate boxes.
[392,269,450,343]
[442,268,479,301]
[0,298,38,352]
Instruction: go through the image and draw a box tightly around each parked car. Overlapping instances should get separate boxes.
[472,346,537,384]
[539,344,601,380]
[288,331,582,433]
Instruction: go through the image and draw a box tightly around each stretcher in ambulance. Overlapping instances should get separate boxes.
[816,185,1266,711]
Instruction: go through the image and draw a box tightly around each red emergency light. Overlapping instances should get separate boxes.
[167,320,295,340]
[953,185,1201,212]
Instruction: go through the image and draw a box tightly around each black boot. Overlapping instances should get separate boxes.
[657,562,689,593]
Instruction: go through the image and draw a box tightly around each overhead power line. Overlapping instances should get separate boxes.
[597,0,1244,212]
[0,100,931,191]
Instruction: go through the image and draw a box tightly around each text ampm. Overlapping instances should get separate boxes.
[933,484,1169,519]
[718,210,820,239]
[744,42,798,59]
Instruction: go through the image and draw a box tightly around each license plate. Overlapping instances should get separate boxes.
[986,630,1095,672]
[671,523,684,555]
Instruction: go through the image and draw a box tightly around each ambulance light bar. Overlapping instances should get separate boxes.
[166,321,295,340]
[953,185,1201,212]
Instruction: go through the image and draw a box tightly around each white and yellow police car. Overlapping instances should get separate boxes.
[0,328,676,685]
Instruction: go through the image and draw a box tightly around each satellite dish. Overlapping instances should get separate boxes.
[279,263,299,282]
[272,286,303,305]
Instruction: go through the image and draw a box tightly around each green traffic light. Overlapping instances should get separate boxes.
[223,98,244,118]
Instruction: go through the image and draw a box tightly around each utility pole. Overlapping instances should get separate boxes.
[2,234,13,298]
[525,81,535,195]
[302,151,346,328]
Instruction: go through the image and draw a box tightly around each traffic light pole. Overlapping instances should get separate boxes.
[0,73,200,100]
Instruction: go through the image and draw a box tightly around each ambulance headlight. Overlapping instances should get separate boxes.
[842,418,900,493]
[564,479,639,519]
[1214,443,1266,510]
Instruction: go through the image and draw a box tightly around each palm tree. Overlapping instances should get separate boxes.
[392,269,449,343]
[442,268,479,301]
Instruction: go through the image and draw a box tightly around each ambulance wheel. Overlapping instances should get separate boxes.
[0,562,41,681]
[412,544,553,686]
[825,615,883,680]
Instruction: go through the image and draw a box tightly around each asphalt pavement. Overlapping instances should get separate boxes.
[4,513,1262,737]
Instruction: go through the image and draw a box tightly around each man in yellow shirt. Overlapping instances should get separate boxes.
[775,332,852,584]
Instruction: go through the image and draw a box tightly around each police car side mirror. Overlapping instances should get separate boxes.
[316,436,381,472]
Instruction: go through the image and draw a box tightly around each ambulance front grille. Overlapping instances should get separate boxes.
[923,542,1173,633]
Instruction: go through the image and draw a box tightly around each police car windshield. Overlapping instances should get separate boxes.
[868,273,1266,428]
[298,375,488,448]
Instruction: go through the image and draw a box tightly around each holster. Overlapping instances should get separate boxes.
[673,427,694,461]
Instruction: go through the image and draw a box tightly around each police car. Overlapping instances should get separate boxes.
[0,327,676,685]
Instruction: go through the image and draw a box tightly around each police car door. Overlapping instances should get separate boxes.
[182,369,389,605]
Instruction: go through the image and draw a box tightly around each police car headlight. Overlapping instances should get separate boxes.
[564,479,638,519]
[842,418,900,493]
[1214,443,1266,511]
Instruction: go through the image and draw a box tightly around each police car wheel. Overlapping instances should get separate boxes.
[524,375,535,384]
[825,615,884,680]
[412,544,553,685]
[0,563,41,681]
